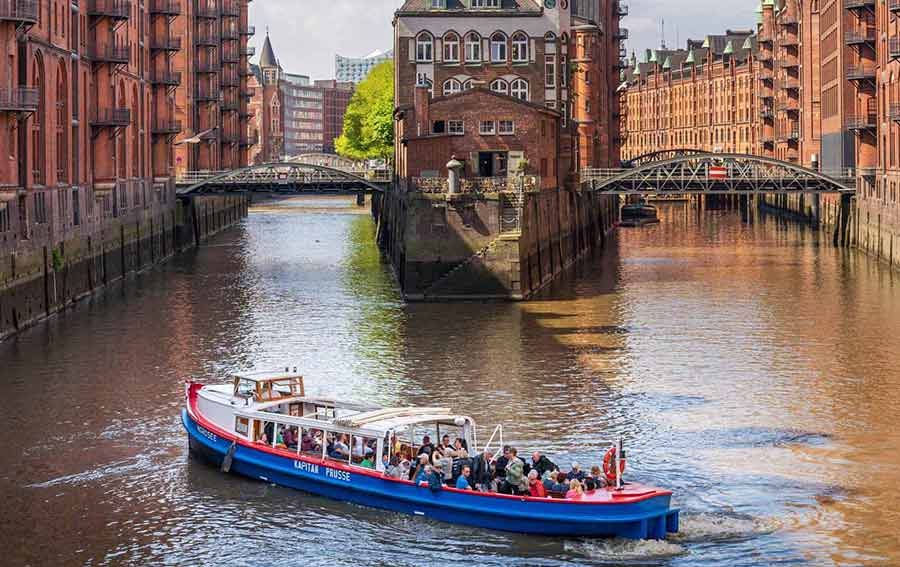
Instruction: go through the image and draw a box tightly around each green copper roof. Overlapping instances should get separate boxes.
[702,38,710,48]
[743,36,753,49]
[662,56,671,70]
[723,40,734,55]
[633,65,641,77]
[620,70,626,81]
[649,50,658,63]
[685,50,695,64]
[762,0,774,6]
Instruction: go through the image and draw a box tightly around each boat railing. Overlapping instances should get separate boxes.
[478,423,503,457]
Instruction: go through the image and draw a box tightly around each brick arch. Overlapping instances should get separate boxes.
[31,50,45,186]
[56,57,68,184]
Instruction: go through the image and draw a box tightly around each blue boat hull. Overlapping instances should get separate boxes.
[183,409,679,539]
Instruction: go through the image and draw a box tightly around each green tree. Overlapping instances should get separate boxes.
[335,61,394,161]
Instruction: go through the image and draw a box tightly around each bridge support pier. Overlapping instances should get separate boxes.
[833,193,853,247]
[356,192,366,207]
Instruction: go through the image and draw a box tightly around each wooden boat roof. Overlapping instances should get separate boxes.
[233,370,304,383]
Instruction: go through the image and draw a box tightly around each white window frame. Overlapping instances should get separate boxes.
[464,32,482,63]
[511,32,529,63]
[479,120,496,135]
[472,0,500,7]
[443,33,460,63]
[490,32,507,63]
[448,120,464,135]
[545,55,556,87]
[510,78,529,101]
[498,120,514,135]
[443,78,462,96]
[490,79,509,95]
[416,33,433,62]
[462,79,474,90]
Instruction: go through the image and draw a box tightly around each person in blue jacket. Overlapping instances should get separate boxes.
[428,462,445,493]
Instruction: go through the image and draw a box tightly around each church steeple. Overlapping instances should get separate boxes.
[259,29,281,85]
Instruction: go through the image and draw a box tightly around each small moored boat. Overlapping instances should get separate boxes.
[182,371,679,539]
[620,200,660,227]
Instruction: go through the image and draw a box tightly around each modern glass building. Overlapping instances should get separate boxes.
[335,49,394,83]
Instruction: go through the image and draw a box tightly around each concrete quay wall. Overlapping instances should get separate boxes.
[0,194,248,341]
[374,188,617,300]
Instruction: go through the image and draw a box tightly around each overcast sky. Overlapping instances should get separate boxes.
[247,0,757,80]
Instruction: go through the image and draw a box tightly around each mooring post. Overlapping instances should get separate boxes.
[834,193,852,247]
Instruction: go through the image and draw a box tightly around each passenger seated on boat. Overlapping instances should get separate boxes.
[360,453,375,469]
[567,462,586,482]
[528,470,547,498]
[530,452,558,478]
[588,465,608,489]
[417,435,435,457]
[493,446,512,481]
[412,454,430,483]
[471,450,494,492]
[328,434,350,459]
[565,479,585,499]
[428,462,445,493]
[258,433,269,445]
[544,471,570,494]
[583,478,596,492]
[281,427,297,448]
[301,431,319,452]
[455,465,473,490]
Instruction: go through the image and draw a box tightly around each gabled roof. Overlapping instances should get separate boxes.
[396,0,541,15]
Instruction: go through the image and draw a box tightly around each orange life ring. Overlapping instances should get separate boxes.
[602,447,625,482]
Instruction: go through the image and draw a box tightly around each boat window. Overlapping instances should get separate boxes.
[350,434,378,469]
[235,379,255,398]
[235,417,250,437]
[257,420,276,445]
[298,426,324,457]
[289,403,302,417]
[325,432,351,462]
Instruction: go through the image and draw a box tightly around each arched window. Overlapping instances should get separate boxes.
[464,32,481,62]
[416,32,433,62]
[55,61,68,184]
[510,78,529,100]
[443,32,459,63]
[443,78,462,96]
[512,32,528,62]
[31,54,45,185]
[132,85,139,178]
[490,32,507,63]
[544,31,557,42]
[462,79,474,90]
[490,78,508,95]
[117,82,126,180]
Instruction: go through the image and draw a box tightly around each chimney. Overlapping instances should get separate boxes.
[414,86,430,137]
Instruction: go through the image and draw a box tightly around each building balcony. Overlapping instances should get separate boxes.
[151,120,181,135]
[242,46,255,57]
[150,70,181,86]
[195,61,219,74]
[614,28,628,40]
[241,87,255,98]
[240,66,254,77]
[890,37,900,59]
[87,0,131,20]
[779,78,800,90]
[241,25,255,36]
[891,0,900,14]
[196,4,217,18]
[846,114,877,130]
[757,52,772,62]
[150,36,182,51]
[195,32,219,46]
[846,64,876,81]
[779,35,799,47]
[221,73,239,86]
[221,132,239,144]
[758,32,773,43]
[845,29,875,46]
[222,27,240,40]
[222,99,239,112]
[196,89,220,102]
[761,135,774,145]
[777,100,800,112]
[777,128,800,141]
[777,59,799,69]
[760,92,774,100]
[760,108,774,119]
[0,0,38,24]
[240,132,259,147]
[239,110,254,119]
[890,103,900,122]
[91,108,131,128]
[89,44,130,65]
[223,50,240,63]
[0,87,38,112]
[149,0,180,16]
[779,13,798,25]
[221,1,240,16]
[759,71,773,81]
[844,0,875,9]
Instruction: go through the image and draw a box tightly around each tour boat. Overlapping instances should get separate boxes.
[182,371,680,539]
[620,200,661,227]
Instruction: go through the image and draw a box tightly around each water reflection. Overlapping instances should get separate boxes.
[0,197,898,566]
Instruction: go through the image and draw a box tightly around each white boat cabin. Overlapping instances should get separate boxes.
[197,371,479,473]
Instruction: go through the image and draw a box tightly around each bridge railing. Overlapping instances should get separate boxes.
[410,175,540,194]
[175,166,391,186]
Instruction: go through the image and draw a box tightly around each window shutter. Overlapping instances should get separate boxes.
[530,39,536,63]
[408,38,415,62]
[435,39,442,63]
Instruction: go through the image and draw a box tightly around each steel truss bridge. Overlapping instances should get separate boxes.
[582,153,856,196]
[622,148,706,168]
[175,162,391,196]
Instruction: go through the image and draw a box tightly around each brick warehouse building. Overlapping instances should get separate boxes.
[393,0,625,187]
[1,1,252,270]
[620,0,899,268]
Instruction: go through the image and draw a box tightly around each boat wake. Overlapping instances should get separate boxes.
[669,511,778,543]
[565,537,686,563]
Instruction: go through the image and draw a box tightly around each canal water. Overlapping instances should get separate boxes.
[1,196,898,566]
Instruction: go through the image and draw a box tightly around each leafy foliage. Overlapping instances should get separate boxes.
[335,61,395,160]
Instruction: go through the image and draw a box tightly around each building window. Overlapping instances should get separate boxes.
[462,79,474,90]
[490,79,509,95]
[510,78,529,101]
[545,55,556,88]
[561,55,568,87]
[416,32,433,62]
[448,120,464,135]
[479,120,496,135]
[432,120,445,133]
[512,32,529,63]
[443,78,462,96]
[490,32,507,63]
[416,73,433,96]
[472,0,500,7]
[498,120,514,135]
[465,32,482,63]
[443,32,460,62]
